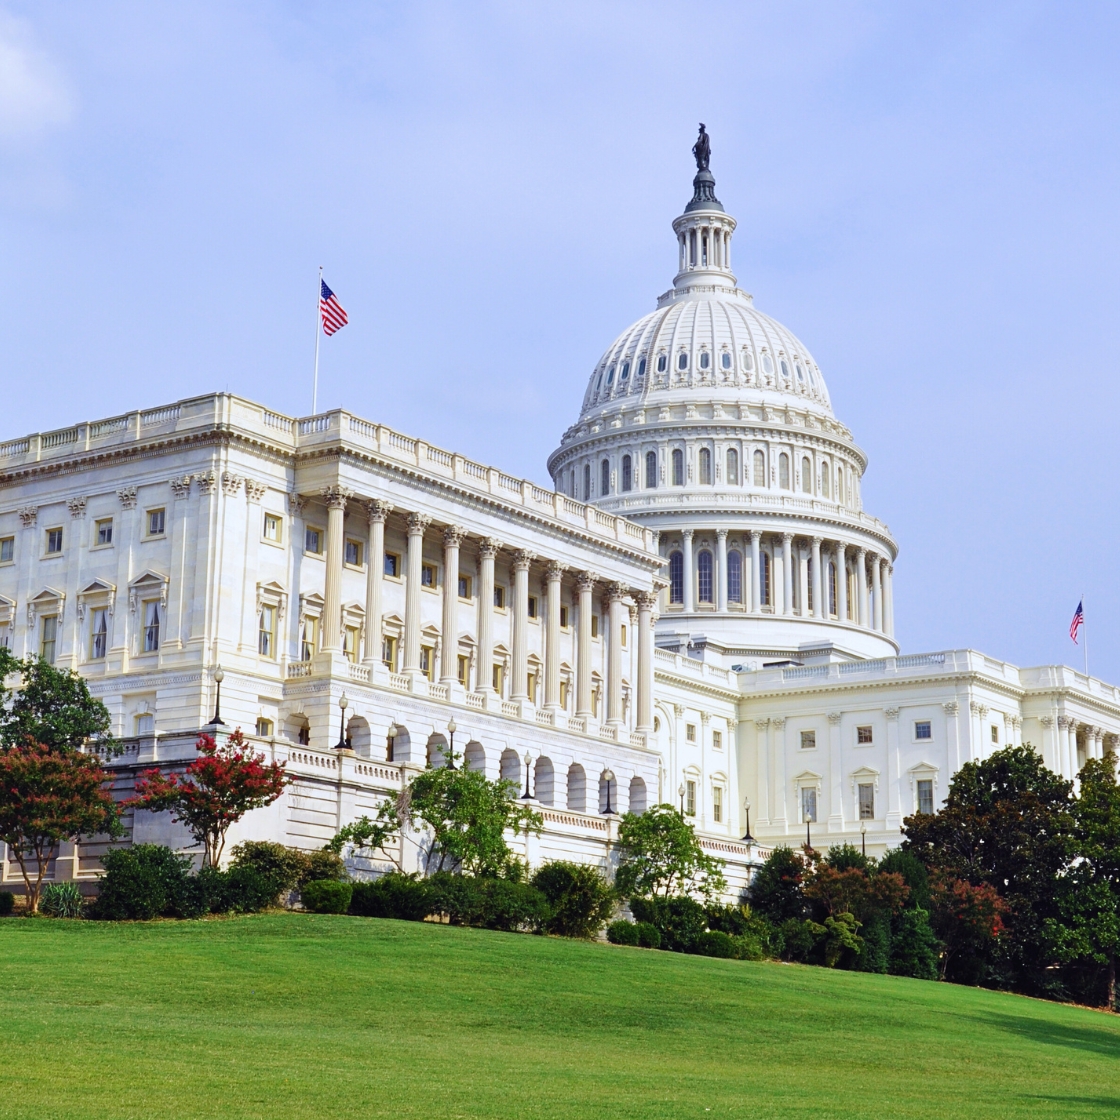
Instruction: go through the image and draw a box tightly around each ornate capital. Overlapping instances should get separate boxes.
[700,710,710,726]
[17,506,37,527]
[244,479,267,503]
[943,700,959,716]
[781,532,793,545]
[116,488,137,510]
[443,525,467,550]
[827,711,842,725]
[67,496,87,519]
[478,537,500,559]
[682,528,694,541]
[754,718,770,730]
[772,717,786,729]
[320,485,351,510]
[673,703,685,717]
[364,499,392,524]
[628,604,638,625]
[221,472,243,497]
[287,493,306,516]
[635,590,658,611]
[716,528,728,540]
[884,707,900,721]
[512,549,535,572]
[856,547,866,560]
[545,560,566,582]
[811,535,823,547]
[576,571,597,594]
[196,471,218,495]
[1039,715,1054,728]
[607,580,628,602]
[1057,715,1071,730]
[407,512,431,536]
[170,475,193,500]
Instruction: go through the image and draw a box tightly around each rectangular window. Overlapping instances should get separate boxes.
[990,725,999,744]
[256,717,274,737]
[301,616,319,661]
[136,713,154,736]
[917,779,934,815]
[384,552,400,577]
[90,608,108,660]
[258,604,276,658]
[344,539,363,567]
[590,614,599,638]
[263,513,282,543]
[801,787,818,823]
[560,680,569,709]
[40,615,58,664]
[457,655,469,686]
[420,646,434,680]
[858,783,874,820]
[801,730,817,750]
[95,519,113,546]
[382,635,397,671]
[527,673,536,704]
[305,527,323,555]
[146,509,165,537]
[559,604,569,628]
[712,730,723,750]
[0,536,12,563]
[620,624,627,648]
[458,575,472,599]
[45,527,63,554]
[494,586,505,609]
[915,720,932,741]
[528,596,538,619]
[143,600,160,653]
[686,723,696,742]
[492,663,503,693]
[712,784,723,823]
[421,564,437,588]
[344,626,360,664]
[686,780,696,816]
[857,725,873,745]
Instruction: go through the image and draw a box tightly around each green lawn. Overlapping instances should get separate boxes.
[1,914,1119,1119]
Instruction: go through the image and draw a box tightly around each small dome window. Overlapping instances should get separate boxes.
[637,357,646,378]
[743,350,754,372]
[657,354,667,373]
[678,352,689,371]
[606,365,615,386]
[796,364,804,382]
[781,360,790,379]
[762,354,773,374]
[699,350,710,370]
[620,361,630,380]
[721,351,732,370]
[595,373,603,392]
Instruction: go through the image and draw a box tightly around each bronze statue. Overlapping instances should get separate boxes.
[693,123,710,171]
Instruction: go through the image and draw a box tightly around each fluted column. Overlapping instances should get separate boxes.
[835,541,848,623]
[856,548,868,627]
[811,536,824,620]
[545,561,564,709]
[403,512,431,672]
[440,526,465,684]
[716,529,728,612]
[750,530,762,613]
[682,529,695,612]
[607,582,626,726]
[636,591,656,733]
[511,550,534,702]
[476,538,498,692]
[362,500,392,665]
[871,554,883,632]
[576,572,595,718]
[320,487,351,652]
[885,562,895,637]
[782,533,793,615]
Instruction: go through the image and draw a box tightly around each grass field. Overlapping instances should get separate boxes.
[1,914,1119,1119]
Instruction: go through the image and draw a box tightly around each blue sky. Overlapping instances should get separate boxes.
[2,2,1119,681]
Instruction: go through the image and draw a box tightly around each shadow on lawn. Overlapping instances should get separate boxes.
[1022,1098,1120,1112]
[984,1012,1120,1059]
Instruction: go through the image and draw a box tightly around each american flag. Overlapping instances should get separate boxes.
[1070,600,1085,643]
[320,279,348,336]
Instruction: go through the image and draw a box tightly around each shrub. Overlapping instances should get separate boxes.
[731,933,766,960]
[428,872,486,926]
[778,917,826,962]
[304,849,345,885]
[630,895,707,953]
[889,907,940,980]
[350,874,435,921]
[477,879,549,932]
[634,920,661,949]
[607,919,640,945]
[879,849,932,912]
[220,863,284,913]
[92,845,193,921]
[301,879,353,914]
[706,903,753,937]
[748,846,807,923]
[40,881,84,919]
[0,891,14,917]
[229,841,305,902]
[531,861,615,939]
[856,911,891,974]
[692,930,737,958]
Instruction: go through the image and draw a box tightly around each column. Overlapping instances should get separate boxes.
[827,711,843,831]
[362,500,392,665]
[576,572,595,718]
[771,717,787,826]
[750,530,762,613]
[782,533,794,615]
[884,563,895,637]
[440,526,465,684]
[320,487,351,652]
[856,548,868,627]
[476,538,498,692]
[884,706,902,828]
[836,541,848,623]
[716,529,728,612]
[607,583,626,726]
[871,555,883,632]
[402,512,430,673]
[682,530,695,612]
[635,591,655,733]
[811,536,824,620]
[510,550,534,702]
[545,561,564,709]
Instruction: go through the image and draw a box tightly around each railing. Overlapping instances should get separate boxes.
[90,416,129,439]
[535,709,554,725]
[501,700,519,718]
[298,415,331,435]
[599,725,617,741]
[497,473,521,492]
[347,663,372,683]
[539,808,609,833]
[427,446,453,468]
[388,432,416,453]
[288,750,338,771]
[462,460,487,480]
[0,438,30,458]
[354,762,401,782]
[898,652,945,668]
[465,692,485,710]
[567,716,586,733]
[264,409,295,434]
[839,659,885,675]
[286,662,312,679]
[141,405,180,426]
[389,673,411,692]
[42,427,78,449]
[783,665,829,681]
[428,682,450,702]
[629,731,647,748]
[347,416,377,439]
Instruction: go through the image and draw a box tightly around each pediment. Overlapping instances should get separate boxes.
[79,578,116,597]
[129,570,168,590]
[850,765,880,781]
[31,586,65,604]
[908,760,939,775]
[792,769,822,784]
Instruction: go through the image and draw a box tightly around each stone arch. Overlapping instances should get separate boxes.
[500,747,521,786]
[628,775,648,814]
[567,763,587,812]
[286,713,310,746]
[534,756,555,806]
[427,732,450,768]
[346,715,370,757]
[463,739,486,773]
[598,769,617,814]
[388,723,413,763]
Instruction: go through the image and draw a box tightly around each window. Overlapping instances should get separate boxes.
[600,459,610,496]
[762,354,774,374]
[146,509,166,537]
[672,449,684,486]
[727,551,742,603]
[657,353,667,373]
[420,646,434,680]
[991,724,999,744]
[45,527,63,554]
[457,655,469,686]
[305,527,323,554]
[591,614,599,638]
[713,784,723,823]
[686,723,696,742]
[669,551,684,604]
[821,467,830,500]
[621,455,632,492]
[858,783,874,820]
[136,713,154,736]
[726,448,738,484]
[760,551,771,607]
[384,552,400,577]
[301,616,319,661]
[0,536,12,564]
[699,350,710,369]
[258,604,276,658]
[713,730,723,750]
[697,550,713,604]
[686,780,696,816]
[801,457,812,494]
[807,557,814,613]
[801,730,817,750]
[677,352,688,371]
[263,513,282,543]
[526,673,536,704]
[421,563,437,588]
[256,718,274,737]
[90,608,108,660]
[458,575,472,599]
[915,721,932,740]
[743,349,754,372]
[699,447,712,484]
[620,624,627,648]
[917,779,934,815]
[801,787,818,823]
[753,449,766,487]
[344,539,363,567]
[528,596,538,619]
[381,634,397,671]
[40,615,58,664]
[95,519,113,546]
[559,604,569,628]
[781,359,790,380]
[637,357,646,378]
[494,585,506,609]
[143,601,160,653]
[344,626,360,664]
[583,464,591,501]
[721,351,732,370]
[828,562,837,617]
[645,451,658,489]
[492,663,504,693]
[560,680,569,708]
[606,365,615,386]
[795,363,804,383]
[857,725,873,745]
[779,453,790,489]
[621,361,630,381]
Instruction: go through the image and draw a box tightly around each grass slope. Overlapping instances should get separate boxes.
[1,914,1118,1119]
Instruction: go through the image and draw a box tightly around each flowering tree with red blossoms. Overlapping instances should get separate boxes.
[128,730,290,867]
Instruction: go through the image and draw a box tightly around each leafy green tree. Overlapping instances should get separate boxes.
[531,861,615,938]
[0,656,116,754]
[326,796,404,870]
[879,848,931,912]
[614,804,726,902]
[748,846,807,923]
[889,909,940,980]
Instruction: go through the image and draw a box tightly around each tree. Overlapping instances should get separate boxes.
[0,656,116,754]
[531,861,616,938]
[326,796,405,871]
[614,804,726,901]
[928,875,1008,982]
[128,730,290,867]
[0,741,122,912]
[748,846,807,923]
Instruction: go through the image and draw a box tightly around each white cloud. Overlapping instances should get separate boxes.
[0,14,71,139]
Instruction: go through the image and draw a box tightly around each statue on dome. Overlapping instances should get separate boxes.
[693,124,711,171]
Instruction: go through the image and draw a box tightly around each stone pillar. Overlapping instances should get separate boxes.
[635,591,655,733]
[607,583,626,727]
[827,710,843,831]
[884,562,895,637]
[362,500,392,666]
[576,572,596,719]
[856,548,868,627]
[782,533,794,616]
[476,538,498,692]
[545,561,564,710]
[811,536,824,620]
[836,541,848,623]
[750,530,762,613]
[682,529,695,612]
[771,717,788,827]
[871,555,883,632]
[320,487,351,652]
[440,526,465,684]
[403,512,431,673]
[716,529,728,612]
[511,550,534,702]
[884,706,902,828]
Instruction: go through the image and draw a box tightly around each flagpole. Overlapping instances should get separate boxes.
[312,265,322,415]
[1083,593,1089,677]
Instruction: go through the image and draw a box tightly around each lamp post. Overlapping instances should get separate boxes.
[804,811,812,851]
[678,782,686,816]
[446,717,457,769]
[387,722,397,763]
[335,693,349,750]
[209,666,226,727]
[602,769,615,815]
[860,820,867,858]
[522,750,533,799]
[742,796,753,842]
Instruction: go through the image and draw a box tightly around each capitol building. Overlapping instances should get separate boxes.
[3,136,1118,892]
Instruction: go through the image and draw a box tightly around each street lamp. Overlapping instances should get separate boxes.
[804,811,812,851]
[335,693,349,750]
[678,783,686,815]
[602,769,615,815]
[522,750,533,799]
[386,722,397,763]
[860,820,867,858]
[742,796,753,842]
[446,717,457,769]
[209,666,226,727]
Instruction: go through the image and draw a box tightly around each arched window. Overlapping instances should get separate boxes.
[726,448,739,484]
[781,359,790,380]
[699,350,710,370]
[795,363,804,382]
[727,550,742,603]
[828,561,837,617]
[669,551,684,604]
[672,448,684,486]
[583,464,591,501]
[637,357,646,378]
[779,453,790,490]
[762,354,773,374]
[753,449,766,486]
[677,352,689,371]
[801,457,812,494]
[821,465,830,500]
[743,350,754,372]
[806,557,814,613]
[697,550,713,604]
[595,373,603,393]
[760,551,772,606]
[606,365,615,386]
[721,351,732,369]
[645,451,658,489]
[699,448,712,485]
[600,459,610,496]
[657,353,667,373]
[837,469,845,505]
[621,455,632,492]
[621,361,630,381]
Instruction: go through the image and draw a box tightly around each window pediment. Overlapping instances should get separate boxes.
[128,571,168,612]
[257,581,288,621]
[28,587,66,625]
[850,765,880,795]
[77,579,116,621]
